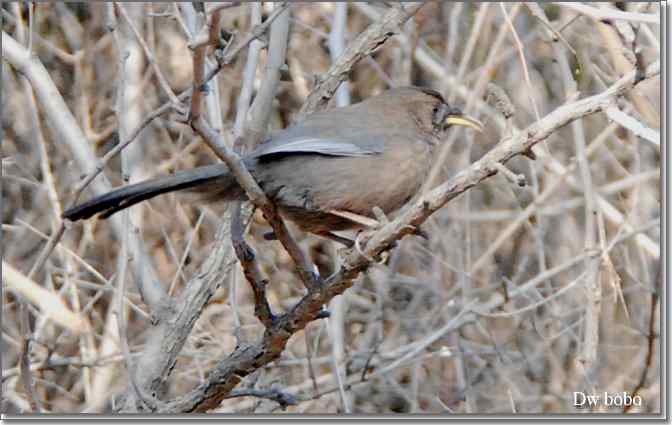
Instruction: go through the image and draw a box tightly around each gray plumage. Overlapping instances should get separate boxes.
[63,87,472,241]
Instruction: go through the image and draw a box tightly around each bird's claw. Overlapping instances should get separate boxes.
[233,239,255,262]
[316,308,330,319]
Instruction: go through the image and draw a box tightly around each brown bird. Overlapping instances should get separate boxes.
[63,87,483,246]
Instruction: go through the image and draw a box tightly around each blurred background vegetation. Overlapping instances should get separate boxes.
[2,2,660,414]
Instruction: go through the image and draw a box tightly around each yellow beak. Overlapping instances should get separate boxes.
[445,115,484,133]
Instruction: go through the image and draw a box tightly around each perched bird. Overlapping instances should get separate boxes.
[63,87,483,246]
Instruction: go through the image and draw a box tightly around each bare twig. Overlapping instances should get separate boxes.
[470,121,618,273]
[335,60,658,282]
[188,15,208,120]
[244,4,291,147]
[500,2,541,121]
[232,3,263,139]
[117,219,238,412]
[168,212,205,296]
[524,3,577,57]
[485,83,515,120]
[551,36,601,367]
[326,3,352,412]
[190,4,314,292]
[555,2,660,25]
[2,32,121,233]
[11,5,657,413]
[624,261,660,413]
[10,8,55,410]
[2,31,171,302]
[115,3,180,105]
[298,2,425,118]
[234,239,274,329]
[3,263,89,335]
[220,3,290,65]
[447,3,490,102]
[56,0,272,201]
[206,2,242,16]
[420,2,522,197]
[224,387,297,410]
[605,105,660,145]
[192,11,298,312]
[229,2,264,346]
[593,12,659,127]
[111,12,159,410]
[191,118,319,291]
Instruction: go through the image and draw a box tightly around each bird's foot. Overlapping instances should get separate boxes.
[233,238,256,262]
[408,224,429,240]
[315,231,355,248]
[352,229,396,264]
[315,308,330,319]
[263,231,278,241]
[305,266,327,293]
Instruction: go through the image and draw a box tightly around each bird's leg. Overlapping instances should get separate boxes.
[352,229,394,265]
[413,225,430,240]
[327,209,380,228]
[330,207,427,245]
[308,264,330,318]
[263,231,278,241]
[349,206,398,263]
[314,231,355,248]
[266,229,355,248]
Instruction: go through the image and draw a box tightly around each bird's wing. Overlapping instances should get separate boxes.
[253,137,380,157]
[252,125,385,159]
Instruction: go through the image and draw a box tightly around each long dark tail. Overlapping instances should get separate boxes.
[63,164,242,221]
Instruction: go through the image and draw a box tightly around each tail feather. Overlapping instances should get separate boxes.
[63,164,238,221]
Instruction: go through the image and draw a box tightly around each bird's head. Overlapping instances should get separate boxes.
[380,87,484,135]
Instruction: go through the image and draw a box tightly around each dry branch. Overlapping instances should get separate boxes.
[298,2,424,118]
[2,3,660,415]
[554,2,660,25]
[158,58,658,414]
[3,262,90,335]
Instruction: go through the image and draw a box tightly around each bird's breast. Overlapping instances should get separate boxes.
[308,138,433,215]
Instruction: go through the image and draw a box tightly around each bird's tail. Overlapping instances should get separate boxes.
[62,164,243,221]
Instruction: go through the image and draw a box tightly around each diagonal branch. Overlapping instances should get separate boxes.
[335,60,660,278]
[117,219,239,412]
[191,118,319,291]
[161,58,660,414]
